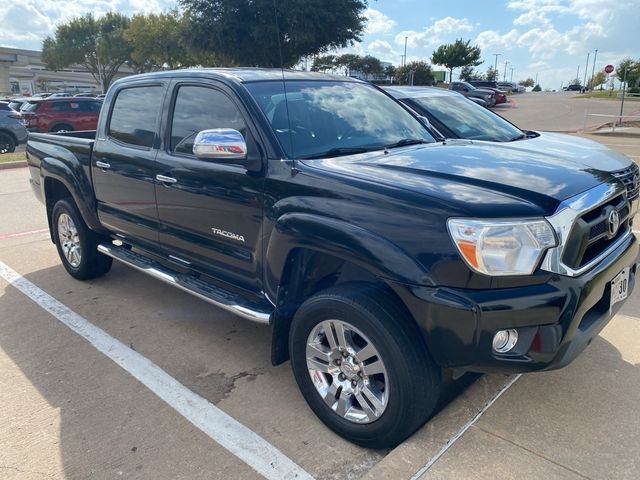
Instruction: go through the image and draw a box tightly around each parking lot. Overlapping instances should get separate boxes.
[1,107,640,479]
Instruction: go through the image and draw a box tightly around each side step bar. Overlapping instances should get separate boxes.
[97,243,272,324]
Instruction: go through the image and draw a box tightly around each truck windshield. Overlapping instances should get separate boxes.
[245,80,434,159]
[406,95,524,142]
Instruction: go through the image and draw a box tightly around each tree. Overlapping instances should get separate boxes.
[532,84,541,92]
[395,61,434,86]
[616,58,640,92]
[385,64,396,81]
[485,66,498,82]
[459,65,482,81]
[355,55,384,79]
[335,53,361,76]
[42,13,131,92]
[431,38,482,83]
[588,71,606,90]
[124,11,195,73]
[518,78,535,88]
[311,54,337,72]
[179,0,368,68]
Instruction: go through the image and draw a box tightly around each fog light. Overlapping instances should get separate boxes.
[492,329,518,353]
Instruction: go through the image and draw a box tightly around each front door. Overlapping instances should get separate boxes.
[92,83,166,249]
[154,82,265,293]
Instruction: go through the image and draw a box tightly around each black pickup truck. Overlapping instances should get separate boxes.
[26,69,638,448]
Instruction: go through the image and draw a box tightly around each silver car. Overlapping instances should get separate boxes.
[0,101,28,154]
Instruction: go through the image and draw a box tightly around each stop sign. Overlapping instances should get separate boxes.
[604,64,614,74]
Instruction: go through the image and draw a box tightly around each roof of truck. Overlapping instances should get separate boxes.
[116,68,364,84]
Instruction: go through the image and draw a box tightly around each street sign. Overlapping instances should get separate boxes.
[604,64,614,74]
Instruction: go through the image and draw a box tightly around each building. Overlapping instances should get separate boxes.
[0,46,133,96]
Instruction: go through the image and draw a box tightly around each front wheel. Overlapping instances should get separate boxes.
[289,283,441,448]
[0,132,16,154]
[52,199,112,280]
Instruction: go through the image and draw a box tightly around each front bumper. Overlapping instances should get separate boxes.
[398,232,638,373]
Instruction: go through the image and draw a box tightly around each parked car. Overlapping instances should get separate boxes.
[496,81,517,92]
[27,69,637,448]
[48,92,73,98]
[566,84,584,92]
[21,97,103,133]
[385,86,640,199]
[8,98,29,112]
[32,93,52,98]
[448,81,496,107]
[0,103,28,153]
[468,80,498,89]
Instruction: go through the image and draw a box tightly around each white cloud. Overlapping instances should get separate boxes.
[365,8,396,34]
[395,16,473,49]
[475,29,520,51]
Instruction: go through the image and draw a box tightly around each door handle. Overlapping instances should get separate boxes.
[95,161,111,169]
[156,174,177,184]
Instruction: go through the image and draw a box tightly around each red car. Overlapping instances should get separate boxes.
[484,87,507,104]
[21,97,103,133]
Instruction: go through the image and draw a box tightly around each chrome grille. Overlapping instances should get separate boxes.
[561,193,630,270]
[611,163,639,201]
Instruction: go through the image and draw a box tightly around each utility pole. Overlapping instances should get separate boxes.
[583,52,590,88]
[503,61,509,81]
[576,65,580,83]
[403,37,408,67]
[510,67,514,83]
[493,53,501,71]
[590,49,598,90]
[619,66,628,125]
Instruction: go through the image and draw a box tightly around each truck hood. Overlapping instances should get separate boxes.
[486,131,633,172]
[301,141,611,216]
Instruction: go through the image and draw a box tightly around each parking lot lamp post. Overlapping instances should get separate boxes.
[583,52,590,90]
[510,67,514,83]
[403,37,407,67]
[619,66,628,126]
[503,61,509,81]
[493,53,500,70]
[590,49,598,90]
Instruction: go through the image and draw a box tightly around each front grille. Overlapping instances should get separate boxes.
[562,194,630,270]
[611,163,640,201]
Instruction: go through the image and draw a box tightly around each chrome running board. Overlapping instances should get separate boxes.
[97,243,272,324]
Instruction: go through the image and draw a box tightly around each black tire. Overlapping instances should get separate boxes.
[50,124,73,133]
[289,283,441,448]
[0,131,16,154]
[52,198,112,280]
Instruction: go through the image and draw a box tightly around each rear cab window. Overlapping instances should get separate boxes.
[108,86,163,148]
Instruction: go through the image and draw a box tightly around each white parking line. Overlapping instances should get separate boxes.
[0,261,313,480]
[409,374,522,479]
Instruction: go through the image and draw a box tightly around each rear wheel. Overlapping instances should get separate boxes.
[0,131,16,154]
[52,199,112,280]
[289,283,441,448]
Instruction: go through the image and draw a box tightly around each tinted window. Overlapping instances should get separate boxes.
[407,95,523,142]
[246,80,433,159]
[170,86,246,154]
[8,101,22,111]
[109,86,163,147]
[0,102,11,111]
[21,102,39,112]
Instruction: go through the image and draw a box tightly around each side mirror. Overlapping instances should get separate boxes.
[193,129,247,161]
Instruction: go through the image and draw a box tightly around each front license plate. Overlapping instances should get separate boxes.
[611,267,630,309]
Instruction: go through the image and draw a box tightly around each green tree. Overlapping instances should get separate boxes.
[616,58,640,92]
[311,54,337,72]
[335,53,361,75]
[180,0,368,68]
[124,11,194,73]
[459,65,482,81]
[588,71,606,90]
[355,55,384,79]
[431,38,482,83]
[485,66,498,82]
[532,84,541,92]
[395,61,434,86]
[42,13,131,92]
[384,64,396,81]
[518,78,535,88]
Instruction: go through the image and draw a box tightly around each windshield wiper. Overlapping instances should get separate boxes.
[299,146,381,160]
[384,138,427,149]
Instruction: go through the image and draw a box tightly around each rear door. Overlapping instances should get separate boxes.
[92,83,166,249]
[154,80,265,292]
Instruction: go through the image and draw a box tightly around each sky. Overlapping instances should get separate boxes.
[1,0,638,89]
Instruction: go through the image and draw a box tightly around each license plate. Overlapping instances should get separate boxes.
[610,267,630,309]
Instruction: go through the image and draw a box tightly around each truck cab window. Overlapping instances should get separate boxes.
[108,86,163,148]
[170,86,247,155]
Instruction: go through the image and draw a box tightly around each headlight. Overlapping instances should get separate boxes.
[447,218,557,276]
